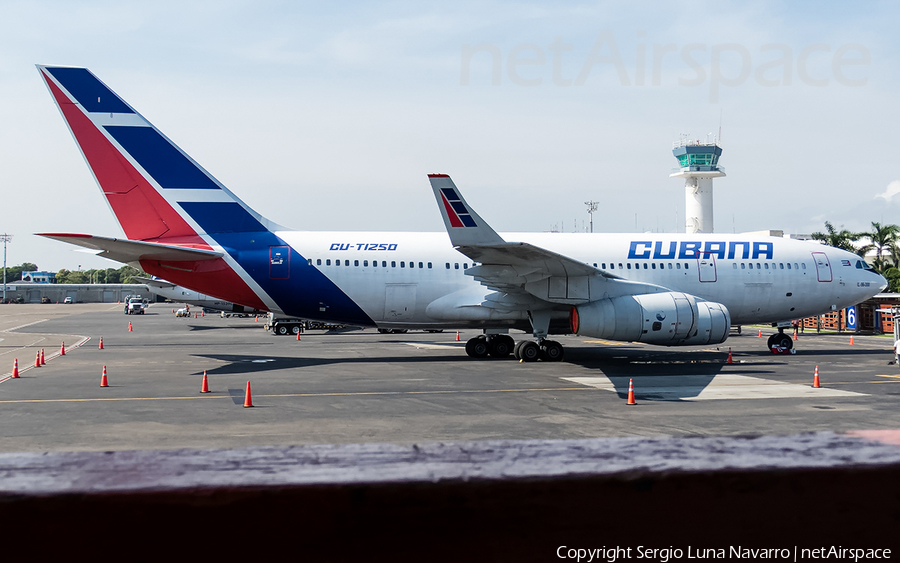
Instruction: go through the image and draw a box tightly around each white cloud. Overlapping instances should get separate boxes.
[875,180,900,202]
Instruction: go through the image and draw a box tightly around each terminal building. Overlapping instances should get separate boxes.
[1,283,150,304]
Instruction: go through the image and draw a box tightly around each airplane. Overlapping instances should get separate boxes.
[35,65,888,361]
[135,276,264,317]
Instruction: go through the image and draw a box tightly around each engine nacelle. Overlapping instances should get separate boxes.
[570,291,731,346]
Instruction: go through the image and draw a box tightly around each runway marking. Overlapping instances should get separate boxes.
[563,373,864,400]
[403,343,464,350]
[583,340,631,346]
[1,319,48,332]
[0,387,595,404]
[876,374,900,379]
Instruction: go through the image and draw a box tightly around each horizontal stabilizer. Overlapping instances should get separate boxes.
[37,233,223,264]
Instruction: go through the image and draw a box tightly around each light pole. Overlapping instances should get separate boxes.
[0,234,11,304]
[584,201,599,233]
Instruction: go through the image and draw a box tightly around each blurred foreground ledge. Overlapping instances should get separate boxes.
[2,431,899,560]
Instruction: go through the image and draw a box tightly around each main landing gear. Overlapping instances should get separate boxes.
[463,335,564,361]
[464,309,566,362]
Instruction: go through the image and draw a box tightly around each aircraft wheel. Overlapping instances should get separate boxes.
[488,336,513,358]
[774,333,793,350]
[517,341,541,362]
[766,334,778,348]
[541,340,564,362]
[466,336,489,358]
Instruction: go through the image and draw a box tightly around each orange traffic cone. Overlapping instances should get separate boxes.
[98,337,104,350]
[757,329,762,338]
[128,321,133,332]
[849,335,854,345]
[201,370,210,393]
[60,342,66,356]
[296,331,301,341]
[11,358,19,379]
[100,366,109,387]
[243,381,254,407]
[726,348,733,364]
[626,378,636,405]
[255,315,259,322]
[793,331,798,341]
[813,366,820,388]
[456,331,460,342]
[34,350,40,368]
[202,311,205,317]
[40,349,46,366]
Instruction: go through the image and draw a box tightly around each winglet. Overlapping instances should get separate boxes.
[428,174,505,247]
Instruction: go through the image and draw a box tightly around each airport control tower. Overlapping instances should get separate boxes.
[671,135,725,234]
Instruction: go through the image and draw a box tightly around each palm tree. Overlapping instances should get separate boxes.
[811,221,863,254]
[857,221,900,272]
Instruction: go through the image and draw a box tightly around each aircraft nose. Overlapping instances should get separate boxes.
[877,272,888,292]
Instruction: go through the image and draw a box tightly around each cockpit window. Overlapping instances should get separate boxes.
[856,260,874,270]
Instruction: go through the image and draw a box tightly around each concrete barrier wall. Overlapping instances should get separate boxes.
[0,283,148,303]
[1,431,898,559]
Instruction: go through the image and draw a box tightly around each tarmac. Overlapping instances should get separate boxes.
[2,303,899,452]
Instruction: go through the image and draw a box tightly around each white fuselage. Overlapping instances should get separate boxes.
[275,231,884,329]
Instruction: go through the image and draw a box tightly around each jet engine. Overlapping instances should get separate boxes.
[570,291,730,346]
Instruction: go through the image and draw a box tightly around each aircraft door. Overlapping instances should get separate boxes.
[269,246,290,279]
[384,284,417,320]
[698,255,717,282]
[811,252,832,282]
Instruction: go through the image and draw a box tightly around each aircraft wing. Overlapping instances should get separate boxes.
[428,175,666,305]
[38,233,223,264]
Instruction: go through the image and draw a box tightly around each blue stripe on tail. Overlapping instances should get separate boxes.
[179,202,374,326]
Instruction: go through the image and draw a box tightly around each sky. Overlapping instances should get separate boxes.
[0,0,898,272]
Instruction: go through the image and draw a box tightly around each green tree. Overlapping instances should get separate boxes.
[811,221,863,254]
[857,222,900,272]
[883,267,900,294]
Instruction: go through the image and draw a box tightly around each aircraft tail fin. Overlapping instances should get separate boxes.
[36,65,275,246]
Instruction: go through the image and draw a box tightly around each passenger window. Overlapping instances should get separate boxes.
[643,263,648,269]
[601,263,606,269]
[335,260,340,266]
[419,262,424,268]
[676,263,681,269]
[741,263,745,269]
[627,263,632,270]
[354,260,359,267]
[400,261,405,268]
[685,263,689,269]
[455,263,459,269]
[326,259,331,266]
[801,263,806,269]
[764,263,769,269]
[779,263,784,269]
[382,261,387,268]
[732,263,737,269]
[618,263,623,269]
[787,263,791,269]
[391,261,396,268]
[363,260,368,267]
[652,263,656,269]
[317,259,322,265]
[307,259,312,266]
[668,263,672,269]
[464,263,468,269]
[428,262,432,269]
[345,260,349,266]
[593,263,597,267]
